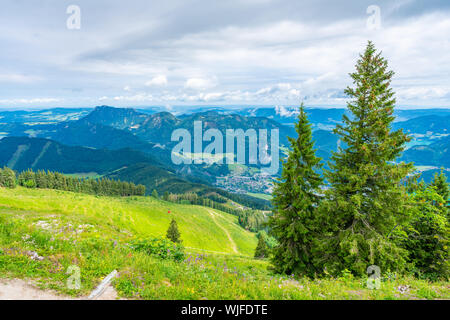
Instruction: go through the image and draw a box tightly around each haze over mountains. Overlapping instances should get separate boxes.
[0,105,449,202]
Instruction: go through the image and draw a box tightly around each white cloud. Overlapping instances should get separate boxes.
[0,98,61,104]
[145,75,168,87]
[396,86,450,100]
[106,82,302,104]
[185,77,218,90]
[275,105,299,117]
[0,74,42,83]
[1,1,450,107]
[106,94,154,102]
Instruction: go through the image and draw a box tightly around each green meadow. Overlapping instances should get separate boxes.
[0,187,448,300]
[246,193,273,201]
[0,187,256,255]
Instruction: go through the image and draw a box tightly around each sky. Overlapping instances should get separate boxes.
[0,0,449,110]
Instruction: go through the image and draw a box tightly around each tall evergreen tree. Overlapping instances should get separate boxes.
[317,41,414,276]
[166,218,182,243]
[268,103,324,277]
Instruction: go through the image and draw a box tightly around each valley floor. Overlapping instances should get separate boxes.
[0,187,449,300]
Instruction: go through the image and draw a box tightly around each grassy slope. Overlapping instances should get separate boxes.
[0,187,256,256]
[247,192,273,201]
[0,187,449,300]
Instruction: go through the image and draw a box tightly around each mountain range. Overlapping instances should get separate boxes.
[401,135,450,168]
[0,135,270,209]
[0,105,449,197]
[393,115,450,134]
[0,136,157,174]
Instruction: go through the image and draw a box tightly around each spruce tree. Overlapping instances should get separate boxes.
[268,103,324,277]
[166,218,181,243]
[254,234,268,259]
[317,41,413,276]
[152,189,159,199]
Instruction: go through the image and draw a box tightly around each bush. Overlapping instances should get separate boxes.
[395,186,449,280]
[131,238,185,262]
[23,179,37,188]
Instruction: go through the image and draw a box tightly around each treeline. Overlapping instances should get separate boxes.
[170,188,272,211]
[0,167,145,197]
[163,192,245,216]
[105,162,272,211]
[212,189,272,211]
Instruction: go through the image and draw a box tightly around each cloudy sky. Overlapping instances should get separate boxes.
[0,0,449,109]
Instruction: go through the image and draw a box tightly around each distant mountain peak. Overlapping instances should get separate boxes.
[150,111,178,119]
[90,105,140,115]
[83,106,147,130]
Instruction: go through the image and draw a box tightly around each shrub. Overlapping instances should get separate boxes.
[131,238,185,262]
[395,186,449,280]
[23,179,37,188]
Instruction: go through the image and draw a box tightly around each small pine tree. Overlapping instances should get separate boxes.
[254,234,268,259]
[152,189,159,199]
[318,41,413,276]
[268,102,324,276]
[163,191,170,201]
[166,218,181,243]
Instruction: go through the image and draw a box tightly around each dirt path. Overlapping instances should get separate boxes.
[207,209,238,254]
[0,278,119,300]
